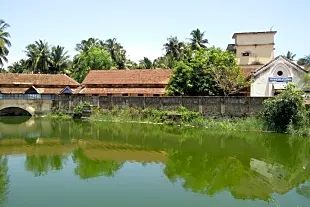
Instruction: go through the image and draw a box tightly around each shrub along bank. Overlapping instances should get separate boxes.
[48,83,310,136]
[89,106,264,132]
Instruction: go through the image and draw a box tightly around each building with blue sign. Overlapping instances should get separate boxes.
[250,56,308,97]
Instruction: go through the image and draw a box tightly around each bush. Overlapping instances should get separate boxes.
[261,84,307,133]
[73,102,91,119]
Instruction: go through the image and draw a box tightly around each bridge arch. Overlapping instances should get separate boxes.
[0,106,34,116]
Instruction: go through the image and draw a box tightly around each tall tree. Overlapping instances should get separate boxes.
[48,45,70,74]
[0,20,11,67]
[285,51,296,61]
[7,59,27,73]
[72,46,114,82]
[153,55,176,69]
[167,48,247,96]
[298,55,310,69]
[163,36,185,61]
[24,40,50,73]
[189,28,208,50]
[104,38,126,69]
[75,38,102,53]
[138,57,153,69]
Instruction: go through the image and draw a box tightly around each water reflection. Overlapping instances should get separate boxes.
[72,148,124,179]
[25,154,68,177]
[0,156,9,205]
[0,117,310,205]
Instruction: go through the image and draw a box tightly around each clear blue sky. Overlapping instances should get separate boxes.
[2,0,310,67]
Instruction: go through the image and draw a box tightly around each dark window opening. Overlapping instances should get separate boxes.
[107,93,112,96]
[122,93,129,96]
[242,52,250,56]
[277,71,283,76]
[138,94,144,97]
[153,94,160,97]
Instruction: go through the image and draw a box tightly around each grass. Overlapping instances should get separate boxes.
[44,112,72,120]
[89,106,265,132]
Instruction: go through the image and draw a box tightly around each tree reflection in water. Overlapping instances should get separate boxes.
[72,148,124,179]
[0,156,9,205]
[25,154,68,176]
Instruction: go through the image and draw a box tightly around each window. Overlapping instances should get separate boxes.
[277,71,283,76]
[138,94,144,97]
[153,94,160,97]
[107,93,112,96]
[122,93,129,96]
[242,52,250,56]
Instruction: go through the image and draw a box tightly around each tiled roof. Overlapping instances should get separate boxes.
[241,68,256,78]
[82,69,172,85]
[0,87,29,94]
[0,73,80,86]
[79,87,166,95]
[0,87,78,94]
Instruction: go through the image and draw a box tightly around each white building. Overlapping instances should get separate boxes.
[250,56,308,97]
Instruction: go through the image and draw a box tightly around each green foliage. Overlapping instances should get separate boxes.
[72,148,123,179]
[25,154,68,176]
[48,45,70,74]
[167,47,247,96]
[189,28,208,50]
[90,106,263,132]
[261,84,307,133]
[73,102,91,118]
[297,55,310,69]
[45,112,72,120]
[0,156,9,205]
[72,46,114,82]
[7,59,27,73]
[0,20,11,67]
[285,51,296,61]
[138,57,153,69]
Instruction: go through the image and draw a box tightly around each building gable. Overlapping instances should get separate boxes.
[253,56,308,78]
[24,86,40,94]
[60,86,73,94]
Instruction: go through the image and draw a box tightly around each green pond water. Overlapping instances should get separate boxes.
[0,117,309,207]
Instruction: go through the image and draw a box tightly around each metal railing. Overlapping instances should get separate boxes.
[0,94,55,100]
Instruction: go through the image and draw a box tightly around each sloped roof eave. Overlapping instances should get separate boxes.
[253,56,308,77]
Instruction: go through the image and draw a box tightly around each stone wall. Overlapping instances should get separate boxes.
[54,96,267,117]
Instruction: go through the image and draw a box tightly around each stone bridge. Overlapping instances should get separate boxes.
[0,94,53,116]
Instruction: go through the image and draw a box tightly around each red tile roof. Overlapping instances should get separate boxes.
[79,87,166,95]
[241,68,256,78]
[0,87,29,94]
[0,73,80,86]
[82,69,172,85]
[0,87,79,94]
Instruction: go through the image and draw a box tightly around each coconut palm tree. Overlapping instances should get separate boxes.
[153,55,176,69]
[49,45,70,74]
[189,28,208,50]
[75,38,101,53]
[25,40,50,73]
[0,20,11,67]
[7,59,27,73]
[298,55,310,69]
[138,57,153,69]
[0,67,6,73]
[163,36,185,61]
[104,38,127,69]
[285,51,296,61]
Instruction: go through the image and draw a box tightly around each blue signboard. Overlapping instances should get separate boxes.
[268,77,292,82]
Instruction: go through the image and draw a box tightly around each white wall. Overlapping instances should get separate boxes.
[250,58,306,97]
